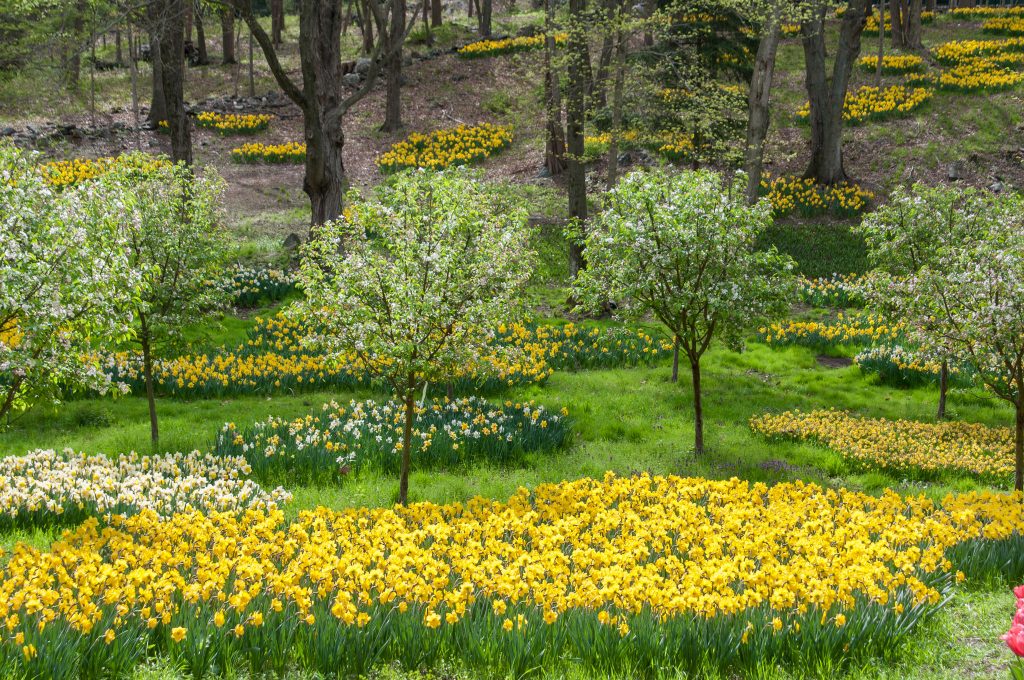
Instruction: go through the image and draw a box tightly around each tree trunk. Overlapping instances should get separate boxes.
[690,356,704,456]
[479,0,492,37]
[195,3,209,65]
[381,0,406,132]
[566,0,588,279]
[66,1,86,91]
[671,337,679,383]
[399,380,416,505]
[1016,401,1023,492]
[248,25,255,97]
[876,0,885,88]
[129,27,143,150]
[361,0,376,54]
[606,26,625,187]
[140,323,159,444]
[116,28,124,66]
[937,359,948,420]
[431,0,443,27]
[159,0,193,164]
[890,0,904,47]
[744,18,781,204]
[148,21,168,125]
[272,0,286,45]
[543,0,566,176]
[591,0,617,111]
[801,0,870,185]
[221,9,236,64]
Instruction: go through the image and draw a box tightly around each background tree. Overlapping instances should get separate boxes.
[865,190,1024,490]
[801,0,870,184]
[565,0,589,280]
[890,0,922,50]
[156,0,193,163]
[296,169,536,505]
[220,6,235,63]
[104,158,229,443]
[573,168,793,456]
[230,0,399,229]
[857,183,986,420]
[542,0,566,176]
[0,144,139,424]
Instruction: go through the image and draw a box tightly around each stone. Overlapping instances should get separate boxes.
[516,24,541,37]
[0,127,15,137]
[283,233,302,251]
[343,72,362,87]
[989,180,1005,193]
[355,57,373,75]
[946,161,967,181]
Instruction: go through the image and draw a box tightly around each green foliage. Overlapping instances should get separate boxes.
[757,222,869,278]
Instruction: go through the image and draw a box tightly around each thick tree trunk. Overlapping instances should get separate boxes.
[381,0,406,132]
[399,380,416,505]
[801,0,870,185]
[744,19,781,204]
[195,3,209,65]
[543,0,566,176]
[221,9,236,64]
[304,111,346,226]
[566,0,588,279]
[937,359,948,420]
[140,323,159,444]
[431,0,443,27]
[890,0,920,49]
[478,0,492,37]
[606,26,625,187]
[159,0,193,164]
[148,22,168,125]
[272,0,286,45]
[690,357,704,456]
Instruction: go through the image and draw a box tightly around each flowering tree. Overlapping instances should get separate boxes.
[876,190,1024,490]
[573,168,793,455]
[101,158,229,443]
[857,183,987,419]
[296,169,536,505]
[0,144,139,424]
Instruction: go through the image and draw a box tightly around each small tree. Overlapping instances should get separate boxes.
[296,169,536,505]
[103,158,229,443]
[0,144,139,424]
[857,183,986,420]
[868,190,1024,490]
[573,168,793,455]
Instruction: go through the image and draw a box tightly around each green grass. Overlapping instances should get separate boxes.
[758,220,870,277]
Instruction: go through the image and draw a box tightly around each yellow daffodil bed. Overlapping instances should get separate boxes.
[2,473,1023,678]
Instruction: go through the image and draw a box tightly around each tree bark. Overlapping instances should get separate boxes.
[937,359,948,420]
[159,0,193,164]
[195,2,209,65]
[399,379,416,505]
[1016,400,1023,492]
[690,356,704,456]
[478,0,492,37]
[671,337,679,383]
[744,18,781,204]
[801,0,870,185]
[65,0,86,91]
[140,321,159,444]
[431,0,443,27]
[566,0,588,279]
[606,25,625,187]
[543,0,566,176]
[116,28,124,66]
[381,0,406,132]
[272,0,286,45]
[221,9,236,64]
[148,21,168,125]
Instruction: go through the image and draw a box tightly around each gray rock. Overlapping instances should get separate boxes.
[989,180,1005,193]
[0,127,15,137]
[516,24,541,37]
[947,161,967,181]
[355,57,373,75]
[284,233,303,251]
[343,72,362,87]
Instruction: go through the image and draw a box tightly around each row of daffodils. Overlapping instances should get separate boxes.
[750,409,1012,481]
[3,473,1024,678]
[215,397,571,485]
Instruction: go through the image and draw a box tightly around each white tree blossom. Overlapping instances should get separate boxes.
[0,143,139,424]
[296,168,536,504]
[573,168,793,455]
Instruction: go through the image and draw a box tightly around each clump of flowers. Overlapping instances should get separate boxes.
[218,264,298,307]
[854,345,970,388]
[495,322,673,370]
[933,59,1024,92]
[377,123,512,173]
[216,397,571,484]
[751,409,1014,480]
[797,85,933,125]
[857,54,925,74]
[933,37,1024,65]
[761,174,874,218]
[457,32,567,58]
[0,449,290,530]
[1003,585,1024,677]
[37,154,170,189]
[196,111,274,134]
[231,142,306,164]
[3,473,1024,679]
[797,274,866,308]
[952,6,1024,20]
[758,314,904,351]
